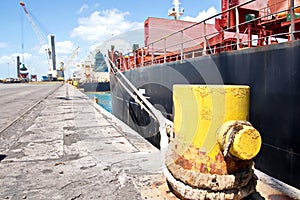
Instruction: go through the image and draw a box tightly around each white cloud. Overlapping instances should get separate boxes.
[12,53,32,60]
[0,55,12,64]
[0,53,32,65]
[77,4,89,14]
[71,9,143,43]
[55,40,74,54]
[54,41,77,70]
[38,40,74,55]
[91,29,144,53]
[182,6,217,24]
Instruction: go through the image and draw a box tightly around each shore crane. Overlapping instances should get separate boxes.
[19,1,60,80]
[59,46,80,80]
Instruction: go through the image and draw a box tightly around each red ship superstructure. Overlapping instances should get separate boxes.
[109,0,300,71]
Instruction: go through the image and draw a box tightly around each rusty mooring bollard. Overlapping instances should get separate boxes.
[165,85,262,200]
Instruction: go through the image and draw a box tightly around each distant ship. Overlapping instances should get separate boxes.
[77,51,110,92]
[108,0,300,188]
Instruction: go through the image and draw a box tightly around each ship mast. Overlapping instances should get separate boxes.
[168,0,184,20]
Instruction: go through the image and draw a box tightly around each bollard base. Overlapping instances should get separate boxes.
[164,145,258,200]
[166,172,256,200]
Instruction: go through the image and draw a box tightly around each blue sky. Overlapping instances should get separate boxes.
[0,0,221,79]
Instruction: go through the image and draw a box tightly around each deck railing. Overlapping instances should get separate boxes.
[114,0,299,71]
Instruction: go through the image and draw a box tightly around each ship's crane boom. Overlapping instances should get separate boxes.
[62,46,80,71]
[59,46,80,80]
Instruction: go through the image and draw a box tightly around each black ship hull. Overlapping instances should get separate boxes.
[79,82,110,92]
[110,40,300,188]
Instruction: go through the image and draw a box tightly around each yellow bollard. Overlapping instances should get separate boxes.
[173,85,252,163]
[73,80,78,88]
[166,85,262,199]
[217,120,261,160]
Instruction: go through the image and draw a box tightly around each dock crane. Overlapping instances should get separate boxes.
[19,1,61,81]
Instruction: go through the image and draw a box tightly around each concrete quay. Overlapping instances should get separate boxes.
[0,83,175,200]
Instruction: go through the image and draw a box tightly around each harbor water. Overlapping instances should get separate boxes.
[85,92,112,113]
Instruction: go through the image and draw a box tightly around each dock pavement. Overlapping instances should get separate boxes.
[0,83,176,200]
